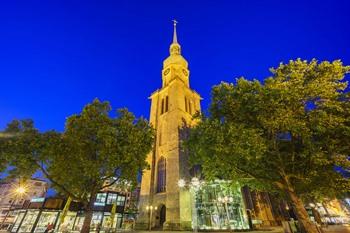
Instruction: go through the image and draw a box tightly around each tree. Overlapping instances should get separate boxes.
[185,59,350,233]
[1,99,154,233]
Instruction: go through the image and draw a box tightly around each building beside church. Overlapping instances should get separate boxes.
[0,178,48,230]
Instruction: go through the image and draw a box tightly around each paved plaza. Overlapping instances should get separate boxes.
[132,225,350,233]
[1,225,350,233]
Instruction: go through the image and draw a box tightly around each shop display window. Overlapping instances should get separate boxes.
[101,213,123,230]
[57,211,76,232]
[72,214,84,232]
[11,211,26,233]
[34,211,58,233]
[90,212,103,231]
[18,210,40,233]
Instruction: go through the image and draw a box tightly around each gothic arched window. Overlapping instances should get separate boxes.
[157,157,166,193]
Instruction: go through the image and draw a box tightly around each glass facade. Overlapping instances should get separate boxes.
[18,210,40,233]
[57,211,76,232]
[11,211,26,233]
[192,180,249,230]
[34,211,58,233]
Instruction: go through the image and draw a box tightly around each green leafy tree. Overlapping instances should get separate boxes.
[1,99,154,233]
[186,59,350,233]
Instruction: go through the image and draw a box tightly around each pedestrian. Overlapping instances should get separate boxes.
[44,223,54,233]
[96,222,101,233]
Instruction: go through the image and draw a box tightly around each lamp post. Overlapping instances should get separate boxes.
[146,205,157,231]
[218,196,233,229]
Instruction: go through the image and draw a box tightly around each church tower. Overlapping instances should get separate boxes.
[137,21,201,230]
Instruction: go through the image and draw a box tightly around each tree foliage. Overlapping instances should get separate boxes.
[1,99,154,233]
[186,59,350,233]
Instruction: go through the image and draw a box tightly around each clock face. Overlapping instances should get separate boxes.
[182,69,188,76]
[164,68,170,76]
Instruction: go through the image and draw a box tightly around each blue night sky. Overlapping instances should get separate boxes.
[1,0,350,132]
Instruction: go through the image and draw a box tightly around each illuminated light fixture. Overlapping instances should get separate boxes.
[191,177,200,188]
[15,186,26,195]
[178,179,186,188]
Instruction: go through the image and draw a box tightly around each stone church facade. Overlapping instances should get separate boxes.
[136,23,286,231]
[137,22,201,230]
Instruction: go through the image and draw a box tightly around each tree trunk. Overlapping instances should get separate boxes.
[81,193,97,233]
[286,190,319,233]
[81,208,93,233]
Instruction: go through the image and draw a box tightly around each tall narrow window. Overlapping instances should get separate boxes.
[189,101,192,114]
[185,97,188,112]
[165,96,169,112]
[161,99,164,114]
[159,132,162,146]
[157,157,166,193]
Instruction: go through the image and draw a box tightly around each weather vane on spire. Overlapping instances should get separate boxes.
[172,19,178,44]
[172,19,178,26]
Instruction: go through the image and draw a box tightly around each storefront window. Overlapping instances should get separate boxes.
[34,211,58,233]
[11,211,26,233]
[18,210,40,233]
[72,214,84,232]
[57,211,76,232]
[193,181,249,230]
[90,212,103,231]
[100,213,123,232]
[106,193,117,205]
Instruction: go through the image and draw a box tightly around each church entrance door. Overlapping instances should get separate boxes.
[159,205,166,228]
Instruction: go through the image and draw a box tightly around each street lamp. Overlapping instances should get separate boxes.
[218,196,234,229]
[146,205,157,231]
[0,183,27,230]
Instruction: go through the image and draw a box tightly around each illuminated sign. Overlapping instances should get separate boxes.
[31,197,45,203]
[94,202,105,206]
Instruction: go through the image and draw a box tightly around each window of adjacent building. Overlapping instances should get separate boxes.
[106,193,117,204]
[94,193,107,206]
[157,157,166,193]
[34,182,42,186]
[116,195,126,206]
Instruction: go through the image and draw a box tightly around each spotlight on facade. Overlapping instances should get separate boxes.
[191,177,200,188]
[15,186,26,195]
[178,179,186,188]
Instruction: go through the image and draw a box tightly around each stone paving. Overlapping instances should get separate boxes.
[0,225,349,233]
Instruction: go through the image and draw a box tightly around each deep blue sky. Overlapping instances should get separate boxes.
[1,0,349,131]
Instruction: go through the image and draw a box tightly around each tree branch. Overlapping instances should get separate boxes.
[101,176,120,189]
[35,161,81,201]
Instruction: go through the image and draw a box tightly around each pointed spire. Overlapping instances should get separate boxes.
[172,19,178,44]
[169,19,181,55]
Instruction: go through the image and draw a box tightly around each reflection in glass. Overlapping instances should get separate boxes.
[57,211,76,232]
[34,211,58,233]
[11,211,26,233]
[18,210,40,233]
[192,181,249,230]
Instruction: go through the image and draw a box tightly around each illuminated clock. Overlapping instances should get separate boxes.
[182,69,188,76]
[164,68,170,76]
